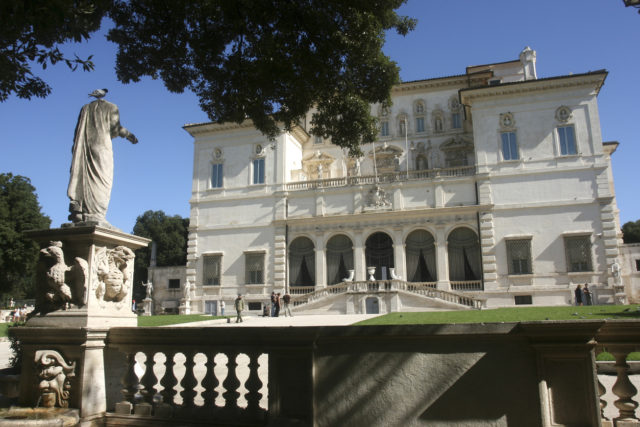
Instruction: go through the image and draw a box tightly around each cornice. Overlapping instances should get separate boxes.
[183,120,255,137]
[460,71,608,103]
[393,71,493,94]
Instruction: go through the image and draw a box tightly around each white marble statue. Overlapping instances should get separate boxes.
[143,281,153,299]
[183,280,192,301]
[67,89,138,227]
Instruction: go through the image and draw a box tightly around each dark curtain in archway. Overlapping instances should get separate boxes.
[365,232,394,280]
[289,237,315,286]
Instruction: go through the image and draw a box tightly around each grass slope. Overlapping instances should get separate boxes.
[356,305,640,325]
[137,314,225,327]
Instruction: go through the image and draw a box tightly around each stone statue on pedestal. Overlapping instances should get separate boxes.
[66,89,138,229]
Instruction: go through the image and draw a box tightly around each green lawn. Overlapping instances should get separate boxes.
[356,304,640,326]
[137,314,225,327]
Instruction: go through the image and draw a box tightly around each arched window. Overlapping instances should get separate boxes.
[289,237,315,286]
[326,235,354,285]
[405,230,436,282]
[447,228,481,281]
[365,232,394,280]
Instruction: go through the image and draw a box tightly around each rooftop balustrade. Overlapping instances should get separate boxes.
[284,165,476,191]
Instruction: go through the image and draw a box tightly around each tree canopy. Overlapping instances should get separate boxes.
[622,220,640,244]
[0,173,51,301]
[0,0,111,101]
[2,0,415,154]
[132,210,189,300]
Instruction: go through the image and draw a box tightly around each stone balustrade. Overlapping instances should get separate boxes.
[12,320,640,426]
[283,165,476,191]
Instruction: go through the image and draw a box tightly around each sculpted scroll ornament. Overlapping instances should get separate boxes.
[35,350,76,408]
[94,246,135,303]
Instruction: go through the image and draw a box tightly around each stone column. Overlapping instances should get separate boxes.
[353,233,366,281]
[392,227,405,280]
[435,226,450,291]
[315,235,326,288]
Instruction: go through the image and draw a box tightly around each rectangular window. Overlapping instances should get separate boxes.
[245,253,265,284]
[501,132,519,161]
[636,259,640,272]
[514,295,533,305]
[564,236,592,272]
[253,158,265,184]
[211,163,223,188]
[506,239,532,274]
[168,279,180,289]
[203,254,221,286]
[558,126,577,155]
[381,121,389,137]
[248,302,262,311]
[314,135,323,145]
[452,113,461,129]
[415,117,425,133]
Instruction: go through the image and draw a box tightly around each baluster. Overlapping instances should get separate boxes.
[180,351,198,408]
[611,347,639,422]
[222,351,241,410]
[244,352,263,413]
[118,351,141,412]
[598,378,608,420]
[139,350,157,405]
[160,351,178,406]
[201,352,219,408]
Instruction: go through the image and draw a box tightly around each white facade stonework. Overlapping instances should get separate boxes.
[174,48,630,314]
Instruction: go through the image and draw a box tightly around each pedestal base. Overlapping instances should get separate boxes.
[141,298,153,317]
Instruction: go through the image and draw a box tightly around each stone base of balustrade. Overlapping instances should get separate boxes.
[616,421,640,427]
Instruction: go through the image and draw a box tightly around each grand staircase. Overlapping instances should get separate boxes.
[290,280,485,312]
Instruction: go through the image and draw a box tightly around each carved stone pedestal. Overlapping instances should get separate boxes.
[25,226,150,328]
[141,298,153,316]
[179,299,191,315]
[13,226,149,422]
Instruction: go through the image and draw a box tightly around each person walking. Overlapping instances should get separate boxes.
[274,293,281,317]
[283,293,292,317]
[574,284,583,306]
[234,294,244,323]
[583,283,593,306]
[270,292,276,317]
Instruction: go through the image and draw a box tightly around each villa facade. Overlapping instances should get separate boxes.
[149,48,636,315]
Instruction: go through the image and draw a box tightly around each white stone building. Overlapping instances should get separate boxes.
[151,48,635,315]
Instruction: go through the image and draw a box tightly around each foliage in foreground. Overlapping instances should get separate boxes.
[2,0,416,154]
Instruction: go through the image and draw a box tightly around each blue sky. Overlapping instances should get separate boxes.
[1,1,638,233]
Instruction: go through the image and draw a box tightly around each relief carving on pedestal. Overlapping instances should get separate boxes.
[94,246,134,304]
[35,350,76,408]
[33,241,88,316]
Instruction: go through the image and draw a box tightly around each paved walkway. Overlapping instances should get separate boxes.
[167,313,379,328]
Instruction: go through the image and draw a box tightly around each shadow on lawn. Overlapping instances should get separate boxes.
[596,308,640,319]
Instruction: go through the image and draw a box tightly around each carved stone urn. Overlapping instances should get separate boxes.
[367,267,376,281]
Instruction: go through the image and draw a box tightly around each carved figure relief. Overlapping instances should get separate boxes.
[302,150,334,180]
[500,112,515,130]
[347,157,362,177]
[366,185,391,208]
[36,350,76,408]
[34,241,88,316]
[440,136,474,168]
[369,143,403,174]
[426,141,442,169]
[95,246,134,303]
